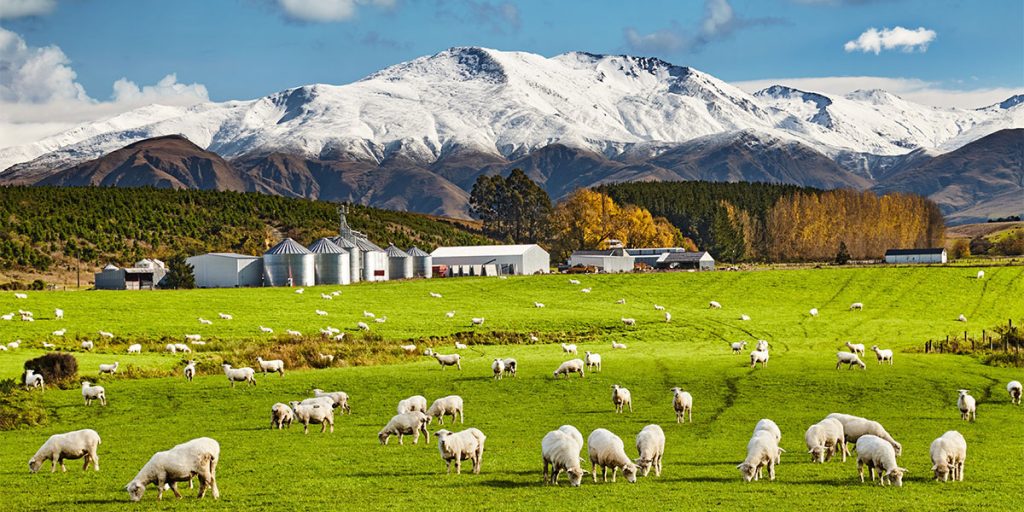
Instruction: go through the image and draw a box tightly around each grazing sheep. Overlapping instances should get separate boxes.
[374,316,387,324]
[54,308,64,319]
[957,390,976,422]
[1008,381,1022,405]
[530,334,539,342]
[491,359,505,379]
[740,314,751,321]
[433,353,462,370]
[750,350,769,369]
[502,358,517,377]
[731,341,748,354]
[81,381,107,406]
[331,290,342,296]
[357,321,370,331]
[671,387,693,423]
[42,342,56,349]
[957,314,967,322]
[930,431,967,482]
[585,351,602,372]
[615,298,626,304]
[454,342,468,350]
[295,288,304,294]
[849,302,864,311]
[0,345,6,351]
[165,344,178,354]
[445,311,456,318]
[836,352,867,370]
[289,400,335,434]
[430,292,443,298]
[435,428,486,474]
[709,301,722,309]
[259,326,273,334]
[542,428,586,486]
[217,313,232,320]
[52,328,66,336]
[553,359,585,379]
[825,413,902,456]
[561,342,578,355]
[855,435,906,487]
[1,313,12,320]
[99,331,114,339]
[256,357,285,377]
[976,270,984,279]
[400,344,417,354]
[29,429,101,473]
[8,340,21,349]
[198,318,212,325]
[125,437,220,501]
[320,293,332,300]
[621,317,636,327]
[312,389,351,414]
[24,369,44,390]
[533,302,545,308]
[738,430,780,482]
[587,429,638,483]
[222,364,256,387]
[653,304,665,311]
[21,313,34,322]
[286,329,302,338]
[363,311,376,318]
[378,412,430,445]
[664,311,671,322]
[845,341,866,355]
[635,425,666,477]
[318,353,335,364]
[755,340,770,352]
[183,360,196,382]
[809,308,818,317]
[184,334,201,342]
[99,362,119,375]
[426,395,464,425]
[315,309,328,316]
[173,343,191,353]
[611,384,632,413]
[270,403,294,430]
[14,292,27,299]
[568,279,581,285]
[471,317,485,326]
[754,419,783,444]
[397,395,428,415]
[580,288,592,293]
[127,344,141,354]
[81,340,94,351]
[805,418,847,463]
[612,341,628,349]
[871,345,894,365]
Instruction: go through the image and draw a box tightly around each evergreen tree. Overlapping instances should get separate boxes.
[835,241,851,265]
[163,255,196,289]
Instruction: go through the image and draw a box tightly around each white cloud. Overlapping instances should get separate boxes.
[0,0,56,19]
[276,0,394,22]
[624,0,783,54]
[732,75,1024,109]
[844,26,936,54]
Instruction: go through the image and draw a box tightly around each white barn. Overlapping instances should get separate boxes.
[568,249,635,273]
[187,253,264,288]
[431,244,550,276]
[884,248,947,264]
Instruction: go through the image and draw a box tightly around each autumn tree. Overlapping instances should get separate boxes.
[950,238,971,259]
[549,189,680,260]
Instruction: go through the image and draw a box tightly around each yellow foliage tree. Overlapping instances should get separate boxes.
[551,189,681,258]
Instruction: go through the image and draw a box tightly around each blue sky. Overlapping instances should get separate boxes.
[1,0,1022,145]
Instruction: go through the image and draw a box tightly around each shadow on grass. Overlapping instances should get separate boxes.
[479,479,536,489]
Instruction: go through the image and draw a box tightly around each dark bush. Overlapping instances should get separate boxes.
[24,353,78,385]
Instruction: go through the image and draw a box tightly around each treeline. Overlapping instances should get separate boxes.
[0,186,493,274]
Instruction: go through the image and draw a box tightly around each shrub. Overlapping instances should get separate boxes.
[0,380,48,430]
[23,353,78,386]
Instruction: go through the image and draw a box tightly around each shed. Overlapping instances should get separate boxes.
[656,251,716,271]
[568,249,635,273]
[187,253,263,288]
[94,260,167,290]
[884,248,947,264]
[430,244,550,276]
[626,247,688,267]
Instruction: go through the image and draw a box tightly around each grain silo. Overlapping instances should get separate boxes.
[355,235,388,282]
[385,244,413,280]
[406,246,432,278]
[263,238,314,287]
[308,238,351,285]
[331,235,360,284]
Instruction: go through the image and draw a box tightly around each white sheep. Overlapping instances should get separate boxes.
[738,430,780,482]
[0,345,6,351]
[740,314,751,321]
[357,321,370,331]
[426,395,464,425]
[14,292,27,299]
[318,353,335,364]
[930,430,967,482]
[671,387,693,423]
[430,292,443,298]
[502,358,517,377]
[374,316,387,324]
[653,304,665,311]
[611,384,632,413]
[183,360,196,382]
[24,369,44,390]
[615,298,626,304]
[664,311,671,322]
[8,340,21,349]
[316,309,328,316]
[752,419,784,466]
[825,413,902,456]
[259,326,273,334]
[256,357,285,376]
[99,362,119,375]
[222,364,256,387]
[21,313,34,322]
[454,342,468,350]
[52,328,66,336]
[378,411,430,445]
[731,341,748,354]
[127,344,141,354]
[125,437,220,501]
[54,308,64,319]
[957,314,967,322]
[81,340,94,351]
[99,331,114,339]
[849,302,864,311]
[755,340,770,352]
[585,351,602,372]
[534,301,545,308]
[1008,381,1022,405]
[433,353,462,370]
[561,342,578,355]
[29,429,101,473]
[580,288,592,293]
[542,428,586,486]
[568,279,581,285]
[587,428,638,483]
[218,313,232,320]
[1,313,12,320]
[845,341,866,355]
[750,349,769,369]
[400,344,417,353]
[435,428,486,474]
[42,341,56,349]
[805,418,847,463]
[957,389,976,422]
[174,343,191,353]
[165,343,178,354]
[320,293,332,300]
[635,424,665,477]
[270,403,294,430]
[445,310,456,318]
[621,317,636,327]
[363,311,376,318]
[612,341,627,349]
[471,317,485,326]
[331,290,342,296]
[491,359,505,379]
[198,318,212,325]
[81,381,107,406]
[709,301,722,309]
[289,399,335,434]
[836,352,867,370]
[312,389,351,414]
[871,345,894,365]
[809,308,818,317]
[286,329,302,337]
[295,288,304,294]
[553,359,585,379]
[184,334,201,342]
[976,270,984,279]
[855,435,906,487]
[397,395,428,415]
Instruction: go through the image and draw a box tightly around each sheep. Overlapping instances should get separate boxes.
[270,403,294,430]
[198,318,212,325]
[400,344,417,354]
[805,418,847,463]
[957,390,976,422]
[42,342,56,349]
[809,308,819,317]
[855,435,906,487]
[0,345,6,351]
[825,413,902,456]
[585,351,602,372]
[286,329,302,337]
[320,293,332,300]
[331,290,342,296]
[930,430,967,482]
[99,331,114,339]
[357,321,370,331]
[738,430,780,482]
[491,359,505,379]
[21,313,34,322]
[363,311,376,318]
[957,314,967,322]
[533,302,545,308]
[502,358,517,377]
[471,317,485,326]
[845,341,866,355]
[1,313,12,320]
[81,381,107,406]
[54,308,64,319]
[127,344,141,354]
[430,292,443,298]
[750,349,769,368]
[24,369,44,390]
[217,313,232,320]
[1008,380,1023,405]
[397,395,428,415]
[664,311,672,322]
[615,298,626,304]
[530,334,539,342]
[174,343,191,353]
[435,428,486,474]
[378,411,430,445]
[222,364,256,387]
[850,302,864,311]
[256,357,285,377]
[183,360,196,382]
[52,328,66,336]
[561,342,578,355]
[755,340,770,352]
[375,316,387,324]
[81,340,94,351]
[731,341,748,354]
[568,279,581,285]
[99,362,119,375]
[433,353,462,370]
[740,314,751,321]
[580,288,592,293]
[612,341,628,349]
[259,326,273,334]
[125,437,220,501]
[653,304,665,311]
[542,428,586,486]
[14,292,28,299]
[454,342,468,350]
[289,399,335,434]
[621,317,636,327]
[295,288,305,294]
[8,340,21,349]
[318,353,335,365]
[754,419,782,443]
[426,395,464,425]
[671,387,693,423]
[165,344,178,354]
[445,311,456,318]
[611,384,632,413]
[836,352,867,370]
[315,309,328,316]
[312,389,351,414]
[976,270,984,279]
[587,428,638,483]
[709,301,722,309]
[635,424,666,477]
[184,334,201,342]
[871,345,894,365]
[28,429,101,473]
[553,359,585,379]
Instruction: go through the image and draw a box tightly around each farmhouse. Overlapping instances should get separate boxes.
[94,259,167,290]
[656,251,716,271]
[884,248,947,264]
[431,244,550,276]
[187,253,263,288]
[568,249,635,273]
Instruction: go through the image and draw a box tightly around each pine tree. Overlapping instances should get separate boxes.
[835,241,851,265]
[163,254,196,289]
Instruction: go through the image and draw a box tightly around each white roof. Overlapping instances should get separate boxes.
[431,244,543,257]
[193,252,261,260]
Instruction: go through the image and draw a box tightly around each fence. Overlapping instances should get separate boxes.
[924,319,1020,354]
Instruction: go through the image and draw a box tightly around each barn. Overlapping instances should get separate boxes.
[187,253,264,288]
[431,244,550,276]
[884,248,947,264]
[568,249,635,273]
[94,259,167,290]
[655,251,716,271]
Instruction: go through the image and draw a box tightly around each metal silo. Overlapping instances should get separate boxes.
[331,236,360,284]
[263,238,314,287]
[385,244,413,280]
[355,235,388,282]
[406,246,432,278]
[308,238,350,285]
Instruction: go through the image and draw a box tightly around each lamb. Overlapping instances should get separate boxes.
[731,341,748,354]
[836,352,867,370]
[357,321,370,331]
[1008,380,1023,405]
[957,314,967,322]
[222,364,256,387]
[435,428,486,474]
[587,428,638,483]
[561,342,578,355]
[99,331,114,339]
[174,343,191,353]
[976,270,984,279]
[374,316,387,324]
[363,311,376,318]
[259,326,273,334]
[445,311,456,318]
[331,290,342,296]
[553,359,585,379]
[81,381,107,406]
[612,341,628,349]
[755,340,770,352]
[198,318,212,325]
[8,340,20,349]
[81,340,94,351]
[621,317,636,327]
[332,333,344,341]
[312,389,351,414]
[183,360,196,382]
[430,292,443,298]
[849,302,864,311]
[42,341,56,349]
[738,430,780,482]
[497,358,515,377]
[127,344,141,354]
[400,344,417,353]
[471,317,485,326]
[397,395,428,415]
[825,413,902,456]
[615,298,626,304]
[542,428,586,486]
[286,329,302,337]
[635,424,666,477]
[709,300,722,309]
[930,430,967,482]
[125,437,220,501]
[14,292,28,299]
[750,349,769,368]
[533,302,545,308]
[99,362,119,375]
[24,369,44,390]
[871,345,894,365]
[1,313,12,320]
[805,418,847,463]
[580,287,592,293]
[454,342,468,350]
[653,304,665,311]
[255,357,285,377]
[184,334,201,342]
[671,387,693,423]
[316,309,328,316]
[585,351,602,372]
[611,384,632,413]
[433,353,462,370]
[845,341,866,355]
[568,279,581,285]
[491,359,505,379]
[809,308,819,317]
[855,435,906,487]
[320,293,332,300]
[54,308,64,319]
[957,389,976,422]
[426,395,464,425]
[52,328,66,336]
[289,399,335,434]
[740,314,751,321]
[218,313,232,320]
[21,313,34,322]
[270,403,294,430]
[28,429,101,473]
[378,411,430,445]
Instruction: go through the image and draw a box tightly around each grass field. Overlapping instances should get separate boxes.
[1,266,1022,510]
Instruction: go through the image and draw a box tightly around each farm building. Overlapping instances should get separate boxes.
[94,259,167,290]
[385,244,413,280]
[655,251,716,271]
[884,248,947,264]
[264,238,315,287]
[431,244,550,276]
[626,247,688,267]
[187,253,263,288]
[308,238,351,285]
[407,246,433,278]
[568,249,635,273]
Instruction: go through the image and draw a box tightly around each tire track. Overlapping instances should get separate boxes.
[706,375,740,425]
